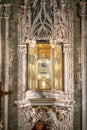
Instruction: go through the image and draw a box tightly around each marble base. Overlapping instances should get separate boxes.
[15,90,73,108]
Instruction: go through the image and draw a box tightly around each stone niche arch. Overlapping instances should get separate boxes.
[16,0,74,130]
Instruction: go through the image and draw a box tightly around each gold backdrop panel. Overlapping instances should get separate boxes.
[28,42,63,90]
[28,42,51,90]
[28,47,36,90]
[36,43,51,90]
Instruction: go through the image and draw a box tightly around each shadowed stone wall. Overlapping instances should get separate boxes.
[73,1,82,130]
[8,1,19,129]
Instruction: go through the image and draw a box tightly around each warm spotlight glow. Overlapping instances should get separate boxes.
[42,81,46,88]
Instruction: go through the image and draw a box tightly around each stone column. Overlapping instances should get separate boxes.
[4,17,9,130]
[63,44,74,130]
[63,44,69,92]
[18,45,27,100]
[21,45,27,92]
[0,5,2,81]
[17,45,28,130]
[80,2,87,130]
[0,17,1,81]
[4,4,11,130]
[63,44,74,98]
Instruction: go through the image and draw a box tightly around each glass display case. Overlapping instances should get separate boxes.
[28,41,63,91]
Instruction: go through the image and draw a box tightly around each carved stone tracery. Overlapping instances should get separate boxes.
[18,0,73,44]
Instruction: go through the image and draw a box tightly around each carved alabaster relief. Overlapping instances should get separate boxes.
[16,105,73,130]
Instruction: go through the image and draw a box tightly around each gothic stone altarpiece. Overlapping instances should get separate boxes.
[0,0,75,130]
[15,0,74,130]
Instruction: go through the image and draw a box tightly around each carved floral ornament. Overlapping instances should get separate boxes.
[18,0,71,45]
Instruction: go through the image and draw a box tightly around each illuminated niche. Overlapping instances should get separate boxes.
[28,41,63,90]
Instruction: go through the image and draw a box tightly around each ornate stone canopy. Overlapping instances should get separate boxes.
[15,0,75,129]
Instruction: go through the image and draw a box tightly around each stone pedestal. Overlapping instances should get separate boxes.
[16,90,74,130]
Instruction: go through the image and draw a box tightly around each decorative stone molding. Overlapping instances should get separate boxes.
[16,90,74,107]
[80,2,87,16]
[0,4,11,18]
